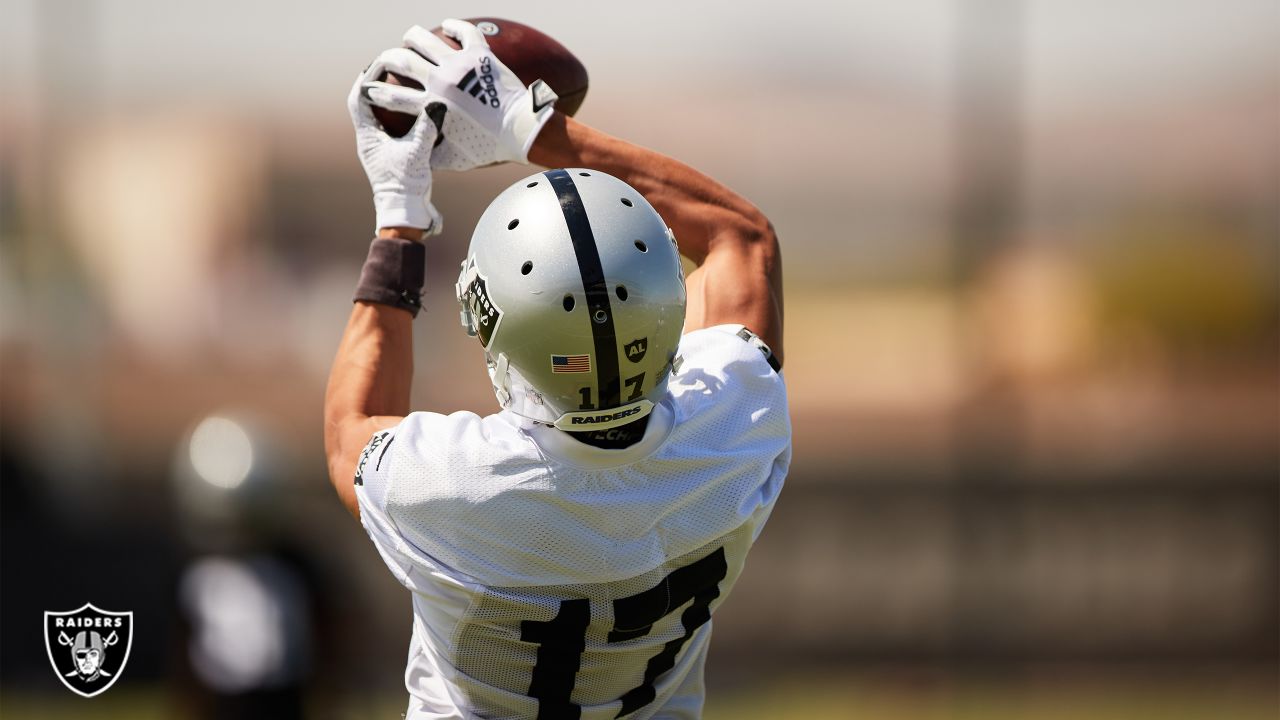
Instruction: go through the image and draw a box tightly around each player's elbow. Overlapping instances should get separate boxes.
[735,213,781,283]
[713,206,773,258]
[752,217,780,267]
[743,216,784,364]
[729,203,774,253]
[736,207,774,243]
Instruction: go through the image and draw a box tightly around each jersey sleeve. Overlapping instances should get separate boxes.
[671,324,792,542]
[352,427,415,587]
[353,428,396,511]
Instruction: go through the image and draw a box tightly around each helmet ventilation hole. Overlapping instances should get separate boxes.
[526,181,538,188]
[621,198,633,207]
[562,295,575,312]
[507,219,520,230]
[635,240,648,253]
[616,285,628,301]
[521,261,533,275]
[578,171,591,177]
[593,309,608,324]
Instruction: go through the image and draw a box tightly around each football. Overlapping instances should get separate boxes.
[374,18,589,138]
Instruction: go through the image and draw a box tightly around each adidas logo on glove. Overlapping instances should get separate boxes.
[455,58,501,108]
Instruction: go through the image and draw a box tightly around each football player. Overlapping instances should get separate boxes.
[325,20,790,719]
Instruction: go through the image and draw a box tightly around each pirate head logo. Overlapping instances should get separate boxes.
[44,603,133,697]
[457,258,503,349]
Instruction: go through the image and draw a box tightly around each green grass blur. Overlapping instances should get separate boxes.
[704,671,1278,720]
[3,669,1276,720]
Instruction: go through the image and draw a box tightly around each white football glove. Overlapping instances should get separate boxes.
[403,19,559,170]
[347,47,443,233]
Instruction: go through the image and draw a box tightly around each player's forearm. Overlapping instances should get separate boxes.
[323,229,421,516]
[323,301,414,516]
[326,303,415,419]
[529,114,775,266]
[326,227,422,422]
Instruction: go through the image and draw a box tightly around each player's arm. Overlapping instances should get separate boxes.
[529,113,784,365]
[324,22,567,517]
[324,47,445,519]
[323,229,424,519]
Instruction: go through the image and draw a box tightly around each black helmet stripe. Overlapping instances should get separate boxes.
[544,169,621,408]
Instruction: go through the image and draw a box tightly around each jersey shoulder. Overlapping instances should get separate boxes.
[657,325,792,544]
[668,324,789,426]
[358,409,534,509]
[355,408,565,584]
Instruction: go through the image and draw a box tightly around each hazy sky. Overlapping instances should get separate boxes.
[2,0,1276,119]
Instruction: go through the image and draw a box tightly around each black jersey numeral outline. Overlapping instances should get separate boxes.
[520,599,590,720]
[518,547,729,719]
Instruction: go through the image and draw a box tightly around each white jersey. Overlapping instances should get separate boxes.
[354,325,791,720]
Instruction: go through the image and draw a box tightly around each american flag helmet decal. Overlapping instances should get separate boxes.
[551,354,592,373]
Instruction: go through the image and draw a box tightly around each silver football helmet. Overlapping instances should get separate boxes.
[456,168,686,430]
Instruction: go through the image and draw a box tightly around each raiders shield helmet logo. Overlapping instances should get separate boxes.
[44,603,133,698]
[624,338,648,363]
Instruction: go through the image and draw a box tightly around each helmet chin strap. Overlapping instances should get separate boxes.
[491,353,513,406]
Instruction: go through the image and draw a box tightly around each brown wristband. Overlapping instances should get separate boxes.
[353,237,426,317]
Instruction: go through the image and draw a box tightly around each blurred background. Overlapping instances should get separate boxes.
[1,0,1276,718]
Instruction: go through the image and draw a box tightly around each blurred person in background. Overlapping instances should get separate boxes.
[170,417,335,720]
[323,19,789,719]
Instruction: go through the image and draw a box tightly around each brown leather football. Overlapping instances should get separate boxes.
[373,18,588,138]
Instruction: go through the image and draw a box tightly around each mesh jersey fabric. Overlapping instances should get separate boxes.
[354,324,791,719]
